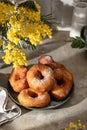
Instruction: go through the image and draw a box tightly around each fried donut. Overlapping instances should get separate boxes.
[50,68,73,100]
[38,55,65,79]
[18,88,51,107]
[38,55,54,65]
[39,55,73,100]
[27,64,55,93]
[48,62,66,79]
[8,66,29,93]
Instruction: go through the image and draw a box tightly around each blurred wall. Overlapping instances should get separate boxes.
[10,0,87,26]
[11,0,87,15]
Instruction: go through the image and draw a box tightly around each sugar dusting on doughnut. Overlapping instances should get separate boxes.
[9,54,74,108]
[18,88,51,107]
[38,54,73,100]
[27,64,55,93]
[38,55,54,65]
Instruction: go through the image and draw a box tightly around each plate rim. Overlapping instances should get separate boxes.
[7,82,74,110]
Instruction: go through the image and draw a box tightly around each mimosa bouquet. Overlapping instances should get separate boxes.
[0,0,52,68]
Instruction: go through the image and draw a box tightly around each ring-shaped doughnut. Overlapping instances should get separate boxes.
[8,66,29,93]
[50,68,73,100]
[38,55,73,100]
[27,64,55,93]
[18,88,51,107]
[38,55,65,79]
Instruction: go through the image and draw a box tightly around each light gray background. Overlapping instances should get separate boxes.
[11,0,87,27]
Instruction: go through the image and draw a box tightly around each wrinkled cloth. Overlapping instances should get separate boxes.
[0,86,21,125]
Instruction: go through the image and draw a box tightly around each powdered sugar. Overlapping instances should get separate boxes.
[42,67,53,76]
[44,55,53,62]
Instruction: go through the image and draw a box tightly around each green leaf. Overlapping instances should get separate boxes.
[41,13,54,27]
[19,39,36,50]
[0,0,14,5]
[18,1,38,11]
[68,36,86,49]
[0,24,8,38]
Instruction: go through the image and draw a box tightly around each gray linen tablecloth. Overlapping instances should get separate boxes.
[0,31,87,130]
[0,87,21,126]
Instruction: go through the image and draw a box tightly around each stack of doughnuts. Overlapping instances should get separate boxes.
[8,55,73,108]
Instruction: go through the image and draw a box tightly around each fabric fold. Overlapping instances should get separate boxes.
[0,86,21,125]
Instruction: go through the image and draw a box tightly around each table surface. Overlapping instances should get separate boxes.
[0,30,87,130]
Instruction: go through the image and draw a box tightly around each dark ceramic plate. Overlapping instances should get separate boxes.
[7,81,74,110]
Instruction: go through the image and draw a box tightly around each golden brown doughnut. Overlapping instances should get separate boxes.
[38,55,65,78]
[18,88,51,108]
[38,55,73,100]
[38,55,54,65]
[48,62,66,79]
[8,66,29,93]
[50,68,73,100]
[27,64,55,93]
